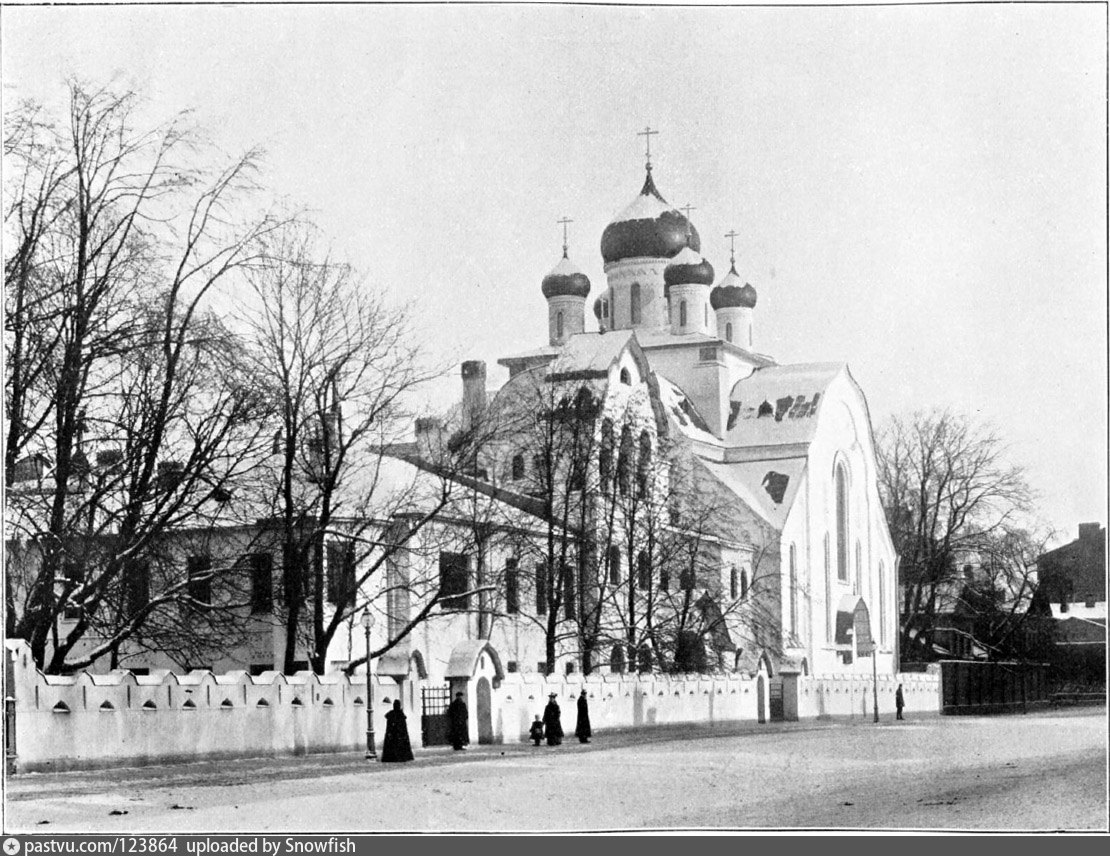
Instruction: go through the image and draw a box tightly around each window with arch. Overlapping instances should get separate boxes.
[617,424,633,496]
[748,326,752,347]
[630,283,642,324]
[740,568,749,599]
[637,645,653,673]
[789,543,798,637]
[704,303,708,326]
[602,299,609,319]
[636,430,652,495]
[680,566,695,592]
[679,299,687,327]
[599,418,614,494]
[556,311,564,340]
[729,566,738,600]
[660,566,670,592]
[835,463,849,582]
[610,644,625,674]
[619,367,631,385]
[608,546,621,586]
[511,453,524,481]
[725,322,733,342]
[636,550,650,589]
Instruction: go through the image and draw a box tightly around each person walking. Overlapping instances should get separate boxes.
[542,692,563,746]
[381,700,414,763]
[575,688,592,744]
[895,683,905,720]
[447,691,470,750]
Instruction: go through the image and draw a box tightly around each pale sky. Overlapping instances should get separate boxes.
[3,2,1106,544]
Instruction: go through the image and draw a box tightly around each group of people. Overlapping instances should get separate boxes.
[530,689,592,747]
[380,688,595,763]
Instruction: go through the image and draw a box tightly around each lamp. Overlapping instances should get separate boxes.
[361,609,376,759]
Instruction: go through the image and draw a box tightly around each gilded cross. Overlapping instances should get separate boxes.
[725,229,740,267]
[557,216,574,257]
[637,125,659,169]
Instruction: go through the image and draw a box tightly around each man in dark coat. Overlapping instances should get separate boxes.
[447,691,469,750]
[381,700,415,762]
[575,689,592,743]
[895,683,905,720]
[542,692,563,746]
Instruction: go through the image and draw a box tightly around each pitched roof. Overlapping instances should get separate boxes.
[697,456,807,530]
[724,363,845,448]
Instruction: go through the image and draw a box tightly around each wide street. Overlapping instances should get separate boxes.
[4,708,1106,833]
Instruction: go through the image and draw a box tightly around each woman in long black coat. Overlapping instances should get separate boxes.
[542,693,563,746]
[447,692,469,750]
[575,689,591,743]
[381,700,414,762]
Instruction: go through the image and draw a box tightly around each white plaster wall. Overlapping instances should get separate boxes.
[547,294,586,346]
[605,259,668,330]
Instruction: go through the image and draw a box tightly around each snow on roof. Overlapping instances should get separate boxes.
[698,456,807,530]
[724,363,845,448]
[548,330,636,376]
[610,189,674,225]
[654,373,718,444]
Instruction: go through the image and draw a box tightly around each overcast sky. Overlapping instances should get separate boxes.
[3,2,1106,543]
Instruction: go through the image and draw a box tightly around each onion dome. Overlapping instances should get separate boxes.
[710,264,758,309]
[541,253,591,299]
[664,246,715,287]
[600,169,701,264]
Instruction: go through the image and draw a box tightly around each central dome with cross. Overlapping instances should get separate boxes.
[600,126,700,265]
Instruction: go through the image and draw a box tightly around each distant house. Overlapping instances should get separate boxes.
[1035,523,1106,686]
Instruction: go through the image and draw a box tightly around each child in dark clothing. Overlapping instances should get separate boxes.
[529,714,544,746]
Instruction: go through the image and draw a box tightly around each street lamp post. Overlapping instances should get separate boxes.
[361,610,376,760]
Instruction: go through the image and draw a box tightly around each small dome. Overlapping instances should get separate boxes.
[593,295,603,319]
[710,265,757,309]
[664,246,715,287]
[541,254,591,299]
[600,170,700,264]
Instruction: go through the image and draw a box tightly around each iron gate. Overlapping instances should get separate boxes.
[768,680,785,721]
[421,685,451,747]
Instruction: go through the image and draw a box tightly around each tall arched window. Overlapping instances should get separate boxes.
[610,644,625,674]
[636,430,652,495]
[740,568,749,598]
[729,566,738,600]
[599,419,614,495]
[835,463,849,582]
[636,551,650,590]
[619,367,631,385]
[556,311,564,340]
[617,424,633,496]
[679,299,687,327]
[789,543,798,637]
[608,546,621,586]
[630,283,642,324]
[602,299,609,319]
[511,454,524,481]
[704,304,708,326]
[725,322,733,342]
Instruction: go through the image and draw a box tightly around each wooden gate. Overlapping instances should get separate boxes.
[421,685,452,747]
[769,679,785,722]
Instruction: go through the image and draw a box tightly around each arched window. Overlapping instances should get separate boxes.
[835,463,849,582]
[637,645,653,673]
[704,304,708,327]
[610,644,625,674]
[725,322,733,342]
[636,551,650,590]
[740,568,749,598]
[630,283,642,324]
[679,299,687,327]
[636,430,652,495]
[789,543,798,637]
[603,299,609,319]
[748,326,752,347]
[660,566,670,593]
[608,546,621,586]
[619,367,631,385]
[729,566,738,600]
[617,424,633,496]
[599,418,614,494]
[680,566,695,592]
[511,454,524,481]
[556,311,564,340]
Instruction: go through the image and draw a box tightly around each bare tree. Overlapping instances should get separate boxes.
[4,80,286,671]
[876,409,1034,661]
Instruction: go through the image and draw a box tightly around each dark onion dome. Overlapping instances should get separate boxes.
[664,246,715,287]
[600,169,701,264]
[710,264,758,309]
[541,253,591,299]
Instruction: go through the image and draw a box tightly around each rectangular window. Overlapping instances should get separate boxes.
[507,661,519,674]
[326,541,357,605]
[439,552,470,610]
[250,553,273,614]
[505,559,519,614]
[186,555,212,605]
[537,661,548,675]
[536,563,548,615]
[125,560,150,615]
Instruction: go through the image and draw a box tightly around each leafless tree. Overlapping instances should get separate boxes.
[876,408,1035,660]
[4,80,287,672]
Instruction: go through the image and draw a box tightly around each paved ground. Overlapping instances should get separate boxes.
[4,708,1106,832]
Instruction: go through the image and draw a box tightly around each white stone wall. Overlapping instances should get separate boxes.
[794,672,941,719]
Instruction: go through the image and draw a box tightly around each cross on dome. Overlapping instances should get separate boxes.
[725,229,740,270]
[557,216,574,258]
[637,125,659,171]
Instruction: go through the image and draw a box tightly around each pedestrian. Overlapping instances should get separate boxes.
[447,691,469,750]
[381,700,414,763]
[575,688,592,744]
[542,692,563,746]
[529,714,544,746]
[895,683,905,720]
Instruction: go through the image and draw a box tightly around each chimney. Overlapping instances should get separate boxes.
[461,360,487,431]
[1078,522,1102,542]
[414,417,445,462]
